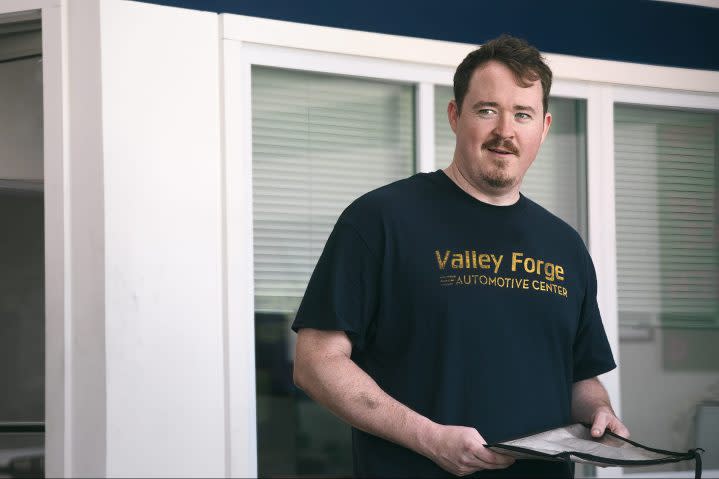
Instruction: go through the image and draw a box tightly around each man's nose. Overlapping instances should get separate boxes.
[492,113,514,138]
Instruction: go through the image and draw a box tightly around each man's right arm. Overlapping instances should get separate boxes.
[292,328,515,476]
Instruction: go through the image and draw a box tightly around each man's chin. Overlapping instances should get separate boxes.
[482,174,516,190]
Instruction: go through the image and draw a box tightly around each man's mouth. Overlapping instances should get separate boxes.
[488,148,514,155]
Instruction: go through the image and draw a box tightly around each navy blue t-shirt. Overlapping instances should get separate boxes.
[292,170,616,478]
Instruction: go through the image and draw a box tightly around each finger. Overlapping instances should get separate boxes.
[477,458,514,470]
[489,452,516,466]
[608,418,630,438]
[474,449,515,467]
[591,413,610,437]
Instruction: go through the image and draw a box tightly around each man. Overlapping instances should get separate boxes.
[292,35,629,478]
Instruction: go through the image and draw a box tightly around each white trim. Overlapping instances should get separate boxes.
[222,14,719,94]
[589,85,622,479]
[611,84,719,110]
[222,14,472,70]
[223,38,258,478]
[550,80,594,101]
[545,53,719,94]
[218,14,231,479]
[240,41,452,85]
[41,0,70,475]
[416,82,435,172]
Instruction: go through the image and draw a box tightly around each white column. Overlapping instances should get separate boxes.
[40,0,227,476]
[98,1,226,477]
[66,0,108,476]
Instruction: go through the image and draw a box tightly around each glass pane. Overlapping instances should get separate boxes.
[434,86,587,239]
[0,30,45,476]
[615,104,719,474]
[0,429,44,478]
[0,190,45,478]
[252,66,415,476]
[434,85,455,169]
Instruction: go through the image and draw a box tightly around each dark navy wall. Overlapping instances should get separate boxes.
[137,0,719,71]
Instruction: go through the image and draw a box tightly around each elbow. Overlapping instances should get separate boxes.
[292,356,308,391]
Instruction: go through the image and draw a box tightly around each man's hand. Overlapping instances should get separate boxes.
[572,377,630,439]
[424,424,515,476]
[590,405,630,439]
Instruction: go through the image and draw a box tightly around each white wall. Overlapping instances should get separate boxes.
[98,1,225,477]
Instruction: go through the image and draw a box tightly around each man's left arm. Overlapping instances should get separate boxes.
[571,377,630,438]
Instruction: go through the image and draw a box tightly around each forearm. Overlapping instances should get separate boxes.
[293,328,515,475]
[294,344,436,458]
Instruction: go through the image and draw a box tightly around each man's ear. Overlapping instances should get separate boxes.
[540,111,553,144]
[448,99,460,134]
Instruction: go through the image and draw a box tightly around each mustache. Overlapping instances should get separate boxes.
[482,136,519,156]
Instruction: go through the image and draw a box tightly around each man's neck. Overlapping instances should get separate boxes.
[442,163,520,206]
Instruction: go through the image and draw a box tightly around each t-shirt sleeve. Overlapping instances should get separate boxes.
[291,221,380,351]
[572,248,617,382]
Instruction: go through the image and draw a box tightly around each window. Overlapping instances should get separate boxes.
[0,19,44,478]
[250,73,593,476]
[615,104,719,473]
[251,65,415,476]
[434,86,588,238]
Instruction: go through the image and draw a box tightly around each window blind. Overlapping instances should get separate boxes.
[434,86,587,237]
[615,105,718,328]
[434,86,455,170]
[252,66,415,312]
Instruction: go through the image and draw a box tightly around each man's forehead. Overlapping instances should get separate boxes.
[467,61,542,102]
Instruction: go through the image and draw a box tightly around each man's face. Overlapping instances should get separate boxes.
[448,60,552,193]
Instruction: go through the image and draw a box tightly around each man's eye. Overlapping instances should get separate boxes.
[516,112,532,121]
[478,109,496,116]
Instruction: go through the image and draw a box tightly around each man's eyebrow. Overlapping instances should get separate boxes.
[515,104,537,114]
[471,101,537,115]
[471,101,499,110]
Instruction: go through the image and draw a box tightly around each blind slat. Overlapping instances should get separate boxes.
[252,66,414,301]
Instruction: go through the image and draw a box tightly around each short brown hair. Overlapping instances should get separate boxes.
[453,35,552,115]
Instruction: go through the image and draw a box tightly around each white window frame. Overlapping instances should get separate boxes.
[603,86,719,479]
[222,14,719,478]
[223,39,456,478]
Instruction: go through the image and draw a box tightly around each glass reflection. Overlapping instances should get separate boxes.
[255,312,352,477]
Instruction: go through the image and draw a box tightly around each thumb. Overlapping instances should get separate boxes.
[591,415,609,437]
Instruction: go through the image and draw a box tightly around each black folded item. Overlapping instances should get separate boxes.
[486,423,704,479]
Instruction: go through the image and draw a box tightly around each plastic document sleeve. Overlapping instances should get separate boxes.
[485,423,704,479]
